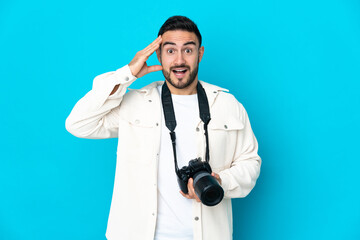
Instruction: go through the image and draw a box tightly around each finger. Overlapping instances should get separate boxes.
[150,35,162,45]
[143,41,162,57]
[180,191,191,199]
[192,192,201,202]
[143,36,162,52]
[188,178,201,202]
[147,65,162,73]
[211,172,221,184]
[140,44,160,60]
[211,172,218,178]
[187,179,195,198]
[144,36,162,53]
[188,178,194,190]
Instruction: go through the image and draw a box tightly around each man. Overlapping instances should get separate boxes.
[66,16,261,240]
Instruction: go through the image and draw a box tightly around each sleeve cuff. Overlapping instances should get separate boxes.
[218,171,231,196]
[113,64,137,85]
[107,65,137,99]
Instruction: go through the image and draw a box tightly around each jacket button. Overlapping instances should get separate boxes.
[148,99,152,102]
[194,216,199,221]
[196,127,200,132]
[224,125,228,129]
[125,76,129,81]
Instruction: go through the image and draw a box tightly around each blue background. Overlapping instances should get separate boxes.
[1,0,359,239]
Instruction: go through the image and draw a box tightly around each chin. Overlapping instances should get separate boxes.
[170,77,191,89]
[162,67,198,90]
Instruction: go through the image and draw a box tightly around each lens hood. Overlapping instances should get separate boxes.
[193,171,224,206]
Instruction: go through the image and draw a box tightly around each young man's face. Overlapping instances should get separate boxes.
[156,30,204,92]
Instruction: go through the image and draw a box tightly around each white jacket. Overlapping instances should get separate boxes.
[66,65,261,240]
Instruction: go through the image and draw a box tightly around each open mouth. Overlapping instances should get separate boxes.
[172,68,188,78]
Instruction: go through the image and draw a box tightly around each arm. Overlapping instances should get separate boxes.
[179,103,261,202]
[65,65,137,139]
[65,36,163,139]
[218,102,262,198]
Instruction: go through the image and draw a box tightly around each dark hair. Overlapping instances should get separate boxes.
[158,16,202,47]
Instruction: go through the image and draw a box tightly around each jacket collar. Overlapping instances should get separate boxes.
[131,80,229,107]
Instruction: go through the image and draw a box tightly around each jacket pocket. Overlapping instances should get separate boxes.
[117,117,156,166]
[208,117,244,171]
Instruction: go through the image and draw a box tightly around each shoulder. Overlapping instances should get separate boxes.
[201,81,247,130]
[200,81,244,112]
[123,81,163,101]
[118,81,163,123]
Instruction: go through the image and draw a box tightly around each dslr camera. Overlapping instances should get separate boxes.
[177,158,224,206]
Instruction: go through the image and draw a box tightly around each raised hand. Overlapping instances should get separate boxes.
[128,36,163,78]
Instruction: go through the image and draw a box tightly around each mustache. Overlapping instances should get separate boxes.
[170,65,190,71]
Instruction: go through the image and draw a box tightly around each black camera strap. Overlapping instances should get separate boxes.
[161,81,211,174]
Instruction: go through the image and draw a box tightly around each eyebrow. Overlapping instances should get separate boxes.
[162,42,176,47]
[162,41,197,47]
[184,41,196,46]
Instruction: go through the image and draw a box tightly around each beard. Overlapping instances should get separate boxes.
[162,62,199,90]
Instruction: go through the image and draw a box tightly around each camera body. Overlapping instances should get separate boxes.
[177,158,224,206]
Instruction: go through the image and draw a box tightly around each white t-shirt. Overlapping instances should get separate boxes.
[155,85,200,240]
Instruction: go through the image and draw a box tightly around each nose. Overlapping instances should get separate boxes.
[174,51,186,65]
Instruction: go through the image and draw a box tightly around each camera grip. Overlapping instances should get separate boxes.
[177,176,189,194]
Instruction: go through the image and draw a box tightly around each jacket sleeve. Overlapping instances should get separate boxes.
[218,102,262,198]
[65,65,137,139]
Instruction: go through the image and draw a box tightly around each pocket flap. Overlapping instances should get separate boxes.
[209,117,244,130]
[120,116,155,128]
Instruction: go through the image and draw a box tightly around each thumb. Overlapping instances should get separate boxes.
[147,65,163,73]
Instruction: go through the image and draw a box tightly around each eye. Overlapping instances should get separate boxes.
[167,49,174,54]
[185,49,192,54]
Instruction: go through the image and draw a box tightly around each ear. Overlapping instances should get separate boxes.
[198,46,205,63]
[156,49,161,63]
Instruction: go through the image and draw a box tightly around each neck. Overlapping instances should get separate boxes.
[166,79,198,95]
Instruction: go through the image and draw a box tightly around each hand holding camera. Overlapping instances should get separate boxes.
[177,158,224,206]
[180,177,201,202]
[180,172,222,203]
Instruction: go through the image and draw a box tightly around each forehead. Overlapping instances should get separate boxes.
[161,30,199,47]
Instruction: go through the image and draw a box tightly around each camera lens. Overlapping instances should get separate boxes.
[203,187,222,203]
[193,171,224,206]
